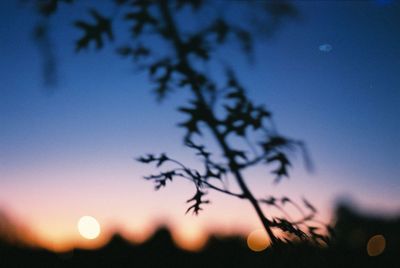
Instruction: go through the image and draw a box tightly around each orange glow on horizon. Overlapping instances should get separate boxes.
[0,203,332,254]
[169,224,208,251]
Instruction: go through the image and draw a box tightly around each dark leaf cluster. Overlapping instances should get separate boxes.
[117,44,150,60]
[137,152,211,214]
[124,1,158,37]
[260,196,331,246]
[186,189,209,215]
[74,9,113,51]
[35,0,73,17]
[221,70,271,137]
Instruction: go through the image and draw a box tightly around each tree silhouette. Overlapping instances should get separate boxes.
[32,0,331,247]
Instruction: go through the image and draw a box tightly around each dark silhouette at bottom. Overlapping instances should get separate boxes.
[1,203,399,267]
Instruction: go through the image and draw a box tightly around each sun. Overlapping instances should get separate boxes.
[77,216,101,240]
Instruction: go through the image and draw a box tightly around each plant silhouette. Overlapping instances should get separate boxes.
[33,0,331,247]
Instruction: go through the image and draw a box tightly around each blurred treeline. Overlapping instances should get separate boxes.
[0,203,399,268]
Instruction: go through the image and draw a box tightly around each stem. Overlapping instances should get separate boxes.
[158,1,278,245]
[171,166,245,198]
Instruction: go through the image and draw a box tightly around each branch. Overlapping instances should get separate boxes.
[200,180,244,199]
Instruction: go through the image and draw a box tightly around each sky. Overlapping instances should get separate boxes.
[0,0,399,251]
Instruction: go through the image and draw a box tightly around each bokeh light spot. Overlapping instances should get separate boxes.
[366,234,386,256]
[77,216,101,240]
[247,229,270,252]
[319,43,333,52]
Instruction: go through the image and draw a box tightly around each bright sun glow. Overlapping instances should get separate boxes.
[77,216,101,240]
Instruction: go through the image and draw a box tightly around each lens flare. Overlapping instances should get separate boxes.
[366,234,386,256]
[319,43,333,52]
[247,229,270,252]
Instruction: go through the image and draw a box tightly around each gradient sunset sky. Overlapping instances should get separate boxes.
[0,0,399,251]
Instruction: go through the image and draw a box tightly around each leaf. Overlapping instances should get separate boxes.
[261,197,276,205]
[117,44,150,60]
[261,136,290,152]
[272,218,306,239]
[176,0,203,10]
[224,149,247,162]
[234,28,252,54]
[178,100,208,138]
[210,19,229,43]
[147,59,173,101]
[74,9,113,51]
[114,0,130,5]
[185,189,209,215]
[185,139,210,159]
[225,68,245,94]
[184,34,209,60]
[281,196,291,205]
[302,197,317,214]
[145,170,177,190]
[267,152,291,182]
[136,154,155,164]
[37,0,73,17]
[156,153,169,167]
[136,153,169,167]
[124,3,158,37]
